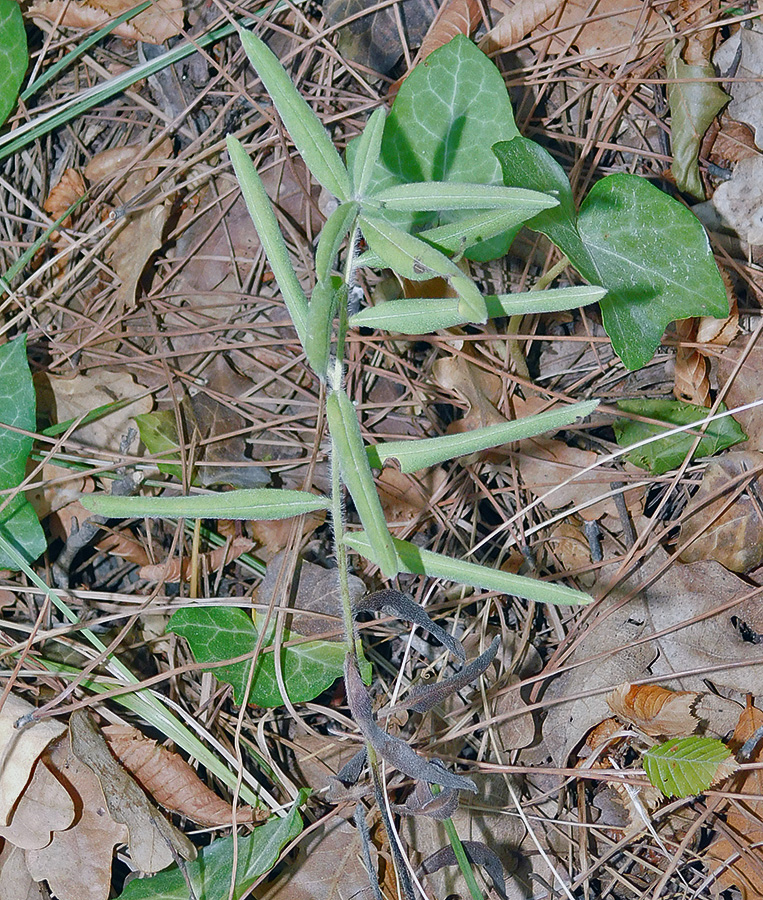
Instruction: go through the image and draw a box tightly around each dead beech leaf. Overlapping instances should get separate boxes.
[479,0,563,54]
[42,169,86,258]
[102,724,266,828]
[139,535,254,583]
[696,282,738,346]
[674,318,710,407]
[554,0,664,66]
[248,510,327,561]
[35,369,152,455]
[545,521,594,587]
[678,451,763,573]
[0,694,66,826]
[706,700,763,899]
[606,683,698,737]
[28,0,182,44]
[377,466,447,527]
[0,754,75,849]
[69,710,195,873]
[25,735,129,900]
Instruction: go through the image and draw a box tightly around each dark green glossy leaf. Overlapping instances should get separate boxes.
[0,0,27,127]
[168,607,345,708]
[613,399,746,475]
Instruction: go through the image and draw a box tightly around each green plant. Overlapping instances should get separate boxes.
[75,25,732,900]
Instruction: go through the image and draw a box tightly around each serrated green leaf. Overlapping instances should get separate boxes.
[227,136,309,349]
[326,389,398,578]
[238,28,350,201]
[168,606,345,708]
[613,399,746,475]
[667,46,730,200]
[118,791,305,899]
[367,400,599,472]
[373,182,558,214]
[0,0,27,128]
[344,533,591,606]
[350,106,386,198]
[349,285,606,333]
[80,488,329,520]
[578,173,729,369]
[643,736,737,798]
[0,337,45,569]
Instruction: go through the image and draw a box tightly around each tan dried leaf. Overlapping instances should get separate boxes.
[673,318,711,407]
[678,451,763,573]
[28,0,182,44]
[696,272,738,346]
[479,0,563,54]
[0,694,66,826]
[0,841,46,900]
[69,710,195,873]
[606,683,699,737]
[0,754,74,849]
[555,0,664,66]
[25,735,129,900]
[706,700,763,899]
[139,535,254,583]
[376,466,447,528]
[545,521,594,587]
[96,530,152,568]
[42,169,86,253]
[102,723,266,828]
[26,464,92,520]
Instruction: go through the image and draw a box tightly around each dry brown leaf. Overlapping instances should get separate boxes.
[714,20,763,150]
[389,0,482,96]
[479,0,563,54]
[710,155,763,245]
[139,535,254,583]
[553,0,664,66]
[678,451,763,573]
[673,318,711,407]
[706,700,763,898]
[708,114,760,166]
[102,723,266,828]
[0,841,46,900]
[95,530,152,568]
[35,369,152,455]
[26,464,93,521]
[248,510,327,561]
[25,735,129,900]
[376,466,447,528]
[28,0,182,44]
[0,694,67,826]
[715,333,763,451]
[0,754,74,850]
[69,710,195,873]
[545,520,594,587]
[606,683,699,737]
[42,169,86,260]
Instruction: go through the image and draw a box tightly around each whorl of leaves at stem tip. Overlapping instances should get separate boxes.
[344,655,477,794]
[354,589,465,661]
[402,634,500,714]
[419,841,509,900]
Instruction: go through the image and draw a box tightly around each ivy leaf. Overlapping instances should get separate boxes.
[168,607,348,708]
[578,174,728,370]
[117,791,306,900]
[613,399,746,475]
[0,337,46,569]
[0,0,27,127]
[643,736,738,798]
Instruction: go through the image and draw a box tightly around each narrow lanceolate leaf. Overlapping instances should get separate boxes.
[345,533,591,606]
[418,208,556,255]
[367,400,599,472]
[350,107,387,199]
[326,389,398,578]
[315,201,358,282]
[81,488,329,521]
[305,277,341,380]
[349,286,606,333]
[227,136,309,348]
[359,214,464,282]
[238,28,350,201]
[643,736,738,798]
[373,182,558,214]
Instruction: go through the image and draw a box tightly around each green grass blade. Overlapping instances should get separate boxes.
[238,27,351,201]
[80,488,329,520]
[345,532,591,605]
[227,135,309,348]
[367,400,599,472]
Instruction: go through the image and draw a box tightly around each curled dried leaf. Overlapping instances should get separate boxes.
[419,840,508,899]
[403,635,500,714]
[606,683,698,737]
[344,656,476,794]
[392,764,459,820]
[334,747,368,787]
[354,589,465,661]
